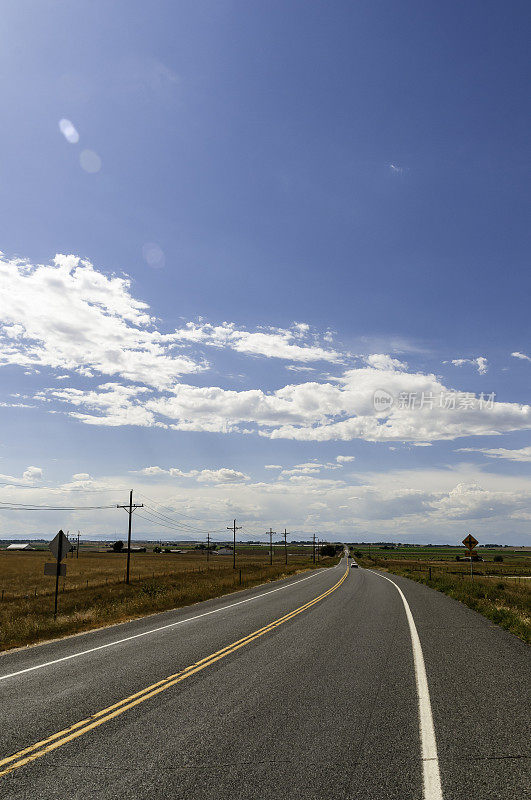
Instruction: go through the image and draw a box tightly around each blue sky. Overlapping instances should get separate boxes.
[0,1,529,543]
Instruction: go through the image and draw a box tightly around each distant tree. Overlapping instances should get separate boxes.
[112,540,124,553]
[153,546,162,553]
[320,544,337,557]
[493,555,504,563]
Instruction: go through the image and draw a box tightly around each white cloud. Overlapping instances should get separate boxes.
[136,466,249,484]
[364,354,407,371]
[0,254,204,389]
[389,164,404,174]
[0,462,529,543]
[22,466,43,482]
[511,351,531,362]
[450,357,488,374]
[0,466,43,485]
[456,446,531,463]
[336,455,355,463]
[2,252,529,448]
[41,363,531,443]
[169,321,344,363]
[39,383,161,428]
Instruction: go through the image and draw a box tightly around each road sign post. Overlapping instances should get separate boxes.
[47,530,69,619]
[462,534,479,578]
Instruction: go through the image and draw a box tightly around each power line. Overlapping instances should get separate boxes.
[135,492,227,534]
[137,508,225,536]
[0,501,116,510]
[141,504,215,533]
[135,491,226,525]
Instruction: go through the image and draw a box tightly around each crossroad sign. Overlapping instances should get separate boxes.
[44,562,66,577]
[49,530,70,561]
[462,534,478,550]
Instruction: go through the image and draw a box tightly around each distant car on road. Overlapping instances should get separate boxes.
[350,562,359,568]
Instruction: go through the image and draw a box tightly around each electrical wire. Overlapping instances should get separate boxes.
[0,501,116,510]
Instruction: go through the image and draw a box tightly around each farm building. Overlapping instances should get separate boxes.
[6,543,34,551]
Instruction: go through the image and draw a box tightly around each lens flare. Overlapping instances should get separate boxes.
[79,149,102,173]
[58,119,79,144]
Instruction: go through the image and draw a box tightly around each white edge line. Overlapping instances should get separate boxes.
[368,570,443,800]
[0,564,340,683]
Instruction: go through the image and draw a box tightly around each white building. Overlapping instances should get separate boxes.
[6,543,34,550]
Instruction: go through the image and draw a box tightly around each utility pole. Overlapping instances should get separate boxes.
[117,490,144,584]
[317,538,320,562]
[227,519,242,570]
[76,530,80,559]
[267,528,276,565]
[284,528,288,565]
[207,532,210,564]
[312,533,316,564]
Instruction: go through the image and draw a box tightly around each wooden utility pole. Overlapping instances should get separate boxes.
[117,490,144,584]
[76,530,80,559]
[312,533,316,564]
[267,528,276,565]
[207,532,210,564]
[317,538,320,562]
[284,528,288,565]
[227,519,242,569]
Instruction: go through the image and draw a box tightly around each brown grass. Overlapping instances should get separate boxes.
[0,548,336,652]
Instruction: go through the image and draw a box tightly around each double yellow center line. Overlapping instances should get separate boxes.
[0,565,349,778]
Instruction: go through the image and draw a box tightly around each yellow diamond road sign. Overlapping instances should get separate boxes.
[462,534,478,550]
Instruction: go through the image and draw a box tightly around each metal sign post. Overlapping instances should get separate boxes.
[462,534,479,578]
[46,530,69,619]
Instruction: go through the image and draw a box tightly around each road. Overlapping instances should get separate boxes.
[0,558,529,799]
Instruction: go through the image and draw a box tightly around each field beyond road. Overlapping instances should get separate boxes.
[0,546,336,652]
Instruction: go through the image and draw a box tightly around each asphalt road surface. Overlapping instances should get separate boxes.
[0,558,529,799]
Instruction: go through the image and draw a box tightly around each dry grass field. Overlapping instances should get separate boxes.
[0,546,335,652]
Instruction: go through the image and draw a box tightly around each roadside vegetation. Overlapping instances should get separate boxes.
[0,546,340,652]
[352,546,530,644]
